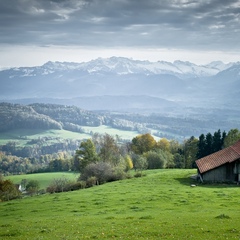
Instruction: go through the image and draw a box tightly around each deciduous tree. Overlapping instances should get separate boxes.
[0,179,21,201]
[145,150,165,169]
[98,134,121,166]
[157,138,170,152]
[224,128,240,148]
[131,133,156,154]
[74,139,99,172]
[26,180,40,196]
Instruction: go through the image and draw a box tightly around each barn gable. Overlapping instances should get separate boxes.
[195,140,240,183]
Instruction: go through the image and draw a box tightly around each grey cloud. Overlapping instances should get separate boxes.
[0,0,240,51]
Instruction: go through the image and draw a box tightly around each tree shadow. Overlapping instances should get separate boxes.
[174,176,197,186]
[175,176,240,189]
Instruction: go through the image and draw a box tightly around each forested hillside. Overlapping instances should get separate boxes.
[0,102,62,132]
[30,103,105,127]
[1,102,240,175]
[1,102,240,140]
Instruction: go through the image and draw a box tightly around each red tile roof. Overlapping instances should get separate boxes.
[196,140,240,174]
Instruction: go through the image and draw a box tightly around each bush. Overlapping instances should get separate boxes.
[134,172,146,178]
[26,180,40,196]
[145,151,165,169]
[132,154,148,172]
[80,162,114,184]
[64,181,86,191]
[86,177,98,187]
[0,179,21,201]
[46,177,70,193]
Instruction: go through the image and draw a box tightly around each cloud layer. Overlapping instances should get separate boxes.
[1,0,240,51]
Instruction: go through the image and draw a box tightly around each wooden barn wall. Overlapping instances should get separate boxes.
[202,163,236,182]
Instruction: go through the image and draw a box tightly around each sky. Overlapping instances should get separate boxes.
[0,0,240,68]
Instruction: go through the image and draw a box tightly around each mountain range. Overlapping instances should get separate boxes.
[0,57,240,111]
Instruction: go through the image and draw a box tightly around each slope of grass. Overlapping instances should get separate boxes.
[7,172,79,189]
[0,129,89,146]
[1,169,240,239]
[81,125,141,140]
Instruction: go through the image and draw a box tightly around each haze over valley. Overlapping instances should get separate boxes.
[1,57,240,141]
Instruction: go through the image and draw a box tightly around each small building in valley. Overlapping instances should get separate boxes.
[195,140,240,183]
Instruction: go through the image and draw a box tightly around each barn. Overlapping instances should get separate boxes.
[195,140,240,183]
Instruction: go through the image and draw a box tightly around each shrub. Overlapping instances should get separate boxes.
[80,162,114,184]
[132,154,148,172]
[46,177,70,193]
[0,179,21,201]
[86,176,98,187]
[145,151,165,169]
[26,180,40,196]
[64,181,86,191]
[134,172,146,178]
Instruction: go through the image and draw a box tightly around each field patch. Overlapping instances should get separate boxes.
[7,172,78,189]
[0,126,140,147]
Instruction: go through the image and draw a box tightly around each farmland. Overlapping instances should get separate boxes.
[1,169,240,239]
[7,172,78,189]
[0,126,139,147]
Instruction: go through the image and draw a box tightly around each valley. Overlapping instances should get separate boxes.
[0,57,240,161]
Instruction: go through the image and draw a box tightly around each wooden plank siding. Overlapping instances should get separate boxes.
[201,162,237,182]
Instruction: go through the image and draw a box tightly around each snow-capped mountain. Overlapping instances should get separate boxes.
[0,57,240,111]
[7,57,236,78]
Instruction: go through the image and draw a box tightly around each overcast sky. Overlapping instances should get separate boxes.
[0,0,240,67]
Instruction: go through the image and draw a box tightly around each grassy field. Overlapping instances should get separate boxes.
[6,172,79,189]
[1,169,240,240]
[81,125,141,141]
[0,126,140,146]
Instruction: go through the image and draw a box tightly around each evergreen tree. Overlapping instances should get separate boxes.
[221,130,227,147]
[212,129,222,152]
[197,134,206,159]
[205,132,213,156]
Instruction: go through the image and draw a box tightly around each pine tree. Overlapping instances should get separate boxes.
[197,134,206,159]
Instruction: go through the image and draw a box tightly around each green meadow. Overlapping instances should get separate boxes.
[7,172,79,189]
[0,126,140,146]
[1,169,240,240]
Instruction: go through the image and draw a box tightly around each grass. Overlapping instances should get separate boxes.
[7,172,79,189]
[1,169,240,239]
[81,125,143,140]
[0,129,89,146]
[0,126,141,146]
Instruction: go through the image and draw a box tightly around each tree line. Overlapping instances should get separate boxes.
[0,138,80,158]
[1,128,240,201]
[72,129,240,185]
[1,128,240,176]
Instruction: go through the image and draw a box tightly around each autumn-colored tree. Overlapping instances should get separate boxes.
[124,155,133,171]
[0,179,21,201]
[131,133,156,154]
[157,138,170,152]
